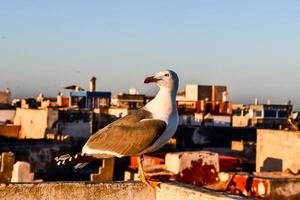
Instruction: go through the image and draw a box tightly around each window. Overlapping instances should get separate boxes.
[256,110,262,117]
[264,110,277,118]
[233,109,242,116]
[278,111,288,118]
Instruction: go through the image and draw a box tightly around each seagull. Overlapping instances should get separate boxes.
[55,69,179,187]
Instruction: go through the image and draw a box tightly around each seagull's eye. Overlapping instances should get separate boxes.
[165,74,169,77]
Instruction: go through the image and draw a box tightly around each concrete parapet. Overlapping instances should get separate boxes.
[0,182,154,200]
[165,151,220,186]
[157,182,246,200]
[0,181,246,200]
[210,172,300,199]
[165,151,219,174]
[11,161,34,182]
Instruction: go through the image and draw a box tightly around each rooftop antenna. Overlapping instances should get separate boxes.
[255,98,259,105]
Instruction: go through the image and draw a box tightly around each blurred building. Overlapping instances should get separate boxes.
[0,88,11,103]
[0,88,11,109]
[0,89,19,137]
[111,93,146,109]
[0,109,16,125]
[11,108,97,139]
[13,108,58,139]
[232,102,292,129]
[109,88,153,118]
[69,77,111,109]
[69,91,111,109]
[177,84,231,127]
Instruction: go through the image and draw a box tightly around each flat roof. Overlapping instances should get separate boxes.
[70,91,111,98]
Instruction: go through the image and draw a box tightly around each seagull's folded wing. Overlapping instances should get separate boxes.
[83,109,166,157]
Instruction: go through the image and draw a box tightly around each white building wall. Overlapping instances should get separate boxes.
[185,85,199,101]
[0,110,16,124]
[14,108,58,139]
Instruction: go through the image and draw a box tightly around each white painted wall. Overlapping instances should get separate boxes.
[185,85,199,101]
[14,108,58,139]
[0,110,15,124]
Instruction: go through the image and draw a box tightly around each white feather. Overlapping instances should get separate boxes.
[82,145,124,157]
[139,86,179,154]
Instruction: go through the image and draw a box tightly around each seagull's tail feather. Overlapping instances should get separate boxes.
[55,152,98,169]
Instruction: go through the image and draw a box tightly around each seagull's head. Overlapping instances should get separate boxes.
[144,69,179,91]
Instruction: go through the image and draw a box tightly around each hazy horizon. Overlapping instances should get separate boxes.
[1,1,300,110]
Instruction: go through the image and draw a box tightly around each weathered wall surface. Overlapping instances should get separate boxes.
[165,151,220,187]
[256,129,300,173]
[14,108,58,139]
[0,110,15,124]
[268,178,300,200]
[0,182,246,200]
[157,183,245,200]
[0,125,20,138]
[232,116,249,127]
[0,182,155,200]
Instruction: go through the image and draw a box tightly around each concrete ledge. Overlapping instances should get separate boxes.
[0,181,154,200]
[0,181,248,200]
[157,182,248,200]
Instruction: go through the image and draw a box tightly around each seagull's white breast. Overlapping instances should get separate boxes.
[138,87,179,154]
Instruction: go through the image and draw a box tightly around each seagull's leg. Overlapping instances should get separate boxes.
[137,155,160,188]
[137,156,149,186]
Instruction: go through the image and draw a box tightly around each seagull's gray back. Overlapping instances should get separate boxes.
[82,109,166,158]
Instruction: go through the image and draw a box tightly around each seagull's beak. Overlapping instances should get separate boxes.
[144,76,161,84]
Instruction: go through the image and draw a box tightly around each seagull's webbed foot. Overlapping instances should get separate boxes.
[137,155,161,188]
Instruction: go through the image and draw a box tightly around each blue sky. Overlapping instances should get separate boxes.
[1,1,300,109]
